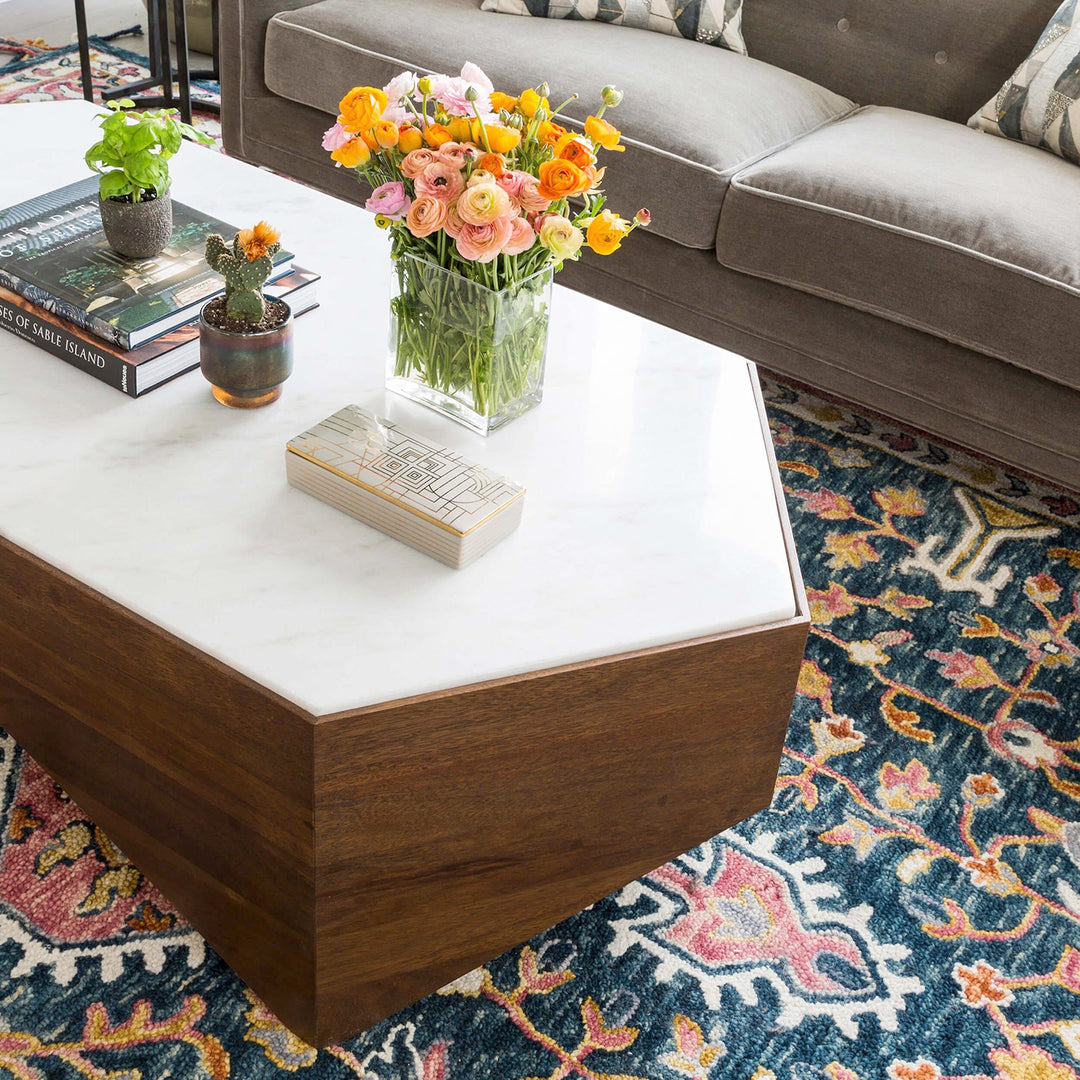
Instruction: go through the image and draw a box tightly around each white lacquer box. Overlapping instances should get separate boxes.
[286,405,525,568]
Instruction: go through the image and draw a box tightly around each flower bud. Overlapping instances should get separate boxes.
[374,213,392,229]
[505,112,524,129]
[417,76,433,95]
[537,82,549,98]
[534,107,549,124]
[601,85,623,107]
[465,85,479,101]
[634,207,651,226]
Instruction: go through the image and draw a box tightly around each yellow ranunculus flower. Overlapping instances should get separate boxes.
[584,114,625,152]
[398,126,423,152]
[447,116,480,143]
[374,120,399,148]
[337,86,388,133]
[519,88,550,118]
[586,209,631,255]
[483,124,521,154]
[490,91,519,113]
[330,137,370,168]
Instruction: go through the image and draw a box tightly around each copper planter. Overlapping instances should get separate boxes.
[199,300,294,408]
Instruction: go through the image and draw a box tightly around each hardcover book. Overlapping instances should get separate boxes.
[0,177,293,351]
[0,267,320,397]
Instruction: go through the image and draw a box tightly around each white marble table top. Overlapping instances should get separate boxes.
[0,100,798,716]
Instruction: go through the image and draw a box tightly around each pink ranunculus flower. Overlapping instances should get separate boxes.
[455,217,514,262]
[457,183,511,225]
[429,62,496,119]
[443,201,466,239]
[517,174,552,213]
[528,210,555,232]
[365,181,411,220]
[400,148,440,178]
[502,215,537,256]
[437,142,474,169]
[321,121,351,151]
[405,195,449,238]
[415,161,466,202]
[380,70,418,126]
[496,169,527,200]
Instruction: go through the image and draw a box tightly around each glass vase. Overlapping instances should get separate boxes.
[387,252,553,435]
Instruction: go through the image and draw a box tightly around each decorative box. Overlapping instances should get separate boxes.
[285,405,525,568]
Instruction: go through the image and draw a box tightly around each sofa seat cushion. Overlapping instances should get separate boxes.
[263,0,854,249]
[717,106,1080,390]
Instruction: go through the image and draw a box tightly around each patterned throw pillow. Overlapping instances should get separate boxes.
[479,0,747,56]
[969,0,1080,164]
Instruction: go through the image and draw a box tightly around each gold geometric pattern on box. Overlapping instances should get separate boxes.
[480,0,746,55]
[969,0,1080,164]
[286,405,524,536]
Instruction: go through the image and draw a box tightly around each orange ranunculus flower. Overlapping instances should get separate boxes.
[476,152,506,177]
[555,132,595,169]
[337,86,388,133]
[237,220,280,260]
[583,164,605,191]
[537,158,590,200]
[537,120,568,147]
[586,209,631,255]
[374,120,399,148]
[424,123,453,147]
[360,129,379,150]
[398,125,423,152]
[330,137,370,168]
[483,124,521,154]
[490,91,519,113]
[519,87,550,118]
[584,114,625,151]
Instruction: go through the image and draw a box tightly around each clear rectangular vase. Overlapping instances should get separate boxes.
[387,252,553,436]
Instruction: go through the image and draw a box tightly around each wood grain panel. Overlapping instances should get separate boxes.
[0,536,319,1039]
[312,613,808,1045]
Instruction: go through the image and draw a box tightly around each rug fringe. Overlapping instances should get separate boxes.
[99,25,143,42]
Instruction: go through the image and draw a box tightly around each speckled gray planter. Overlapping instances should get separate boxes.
[99,189,173,259]
[199,300,294,408]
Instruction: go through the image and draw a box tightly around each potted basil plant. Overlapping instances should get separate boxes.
[85,99,212,259]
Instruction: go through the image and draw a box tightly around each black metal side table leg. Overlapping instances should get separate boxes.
[73,0,95,102]
[173,0,193,124]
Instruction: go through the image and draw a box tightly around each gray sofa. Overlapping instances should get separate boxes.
[220,0,1080,489]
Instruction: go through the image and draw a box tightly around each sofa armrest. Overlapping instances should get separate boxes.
[218,0,323,160]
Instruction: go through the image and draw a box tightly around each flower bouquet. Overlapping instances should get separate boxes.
[323,63,648,433]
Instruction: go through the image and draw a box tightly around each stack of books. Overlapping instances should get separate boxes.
[0,177,320,397]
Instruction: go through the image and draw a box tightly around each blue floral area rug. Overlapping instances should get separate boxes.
[0,373,1078,1079]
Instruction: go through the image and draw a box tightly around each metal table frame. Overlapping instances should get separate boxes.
[74,0,219,126]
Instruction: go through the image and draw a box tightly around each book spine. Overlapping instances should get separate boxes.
[0,266,130,351]
[0,293,135,397]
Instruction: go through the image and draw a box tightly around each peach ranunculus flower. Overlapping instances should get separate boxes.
[438,142,474,168]
[405,195,449,238]
[458,183,512,226]
[537,158,591,201]
[585,114,625,151]
[337,86,388,133]
[516,175,552,213]
[502,215,536,256]
[538,214,583,261]
[467,170,496,188]
[400,148,439,177]
[476,152,505,177]
[330,138,370,168]
[455,217,515,262]
[443,200,467,239]
[586,209,631,255]
[415,162,467,201]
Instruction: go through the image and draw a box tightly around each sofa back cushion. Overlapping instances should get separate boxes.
[742,0,1063,123]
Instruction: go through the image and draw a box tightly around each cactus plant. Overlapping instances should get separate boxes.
[204,222,282,326]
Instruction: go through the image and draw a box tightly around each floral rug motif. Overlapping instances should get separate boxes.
[0,373,1077,1079]
[0,33,221,141]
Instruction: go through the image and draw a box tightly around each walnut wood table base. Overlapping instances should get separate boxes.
[0,535,808,1046]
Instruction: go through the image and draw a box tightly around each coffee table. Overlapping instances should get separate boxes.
[0,101,809,1046]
